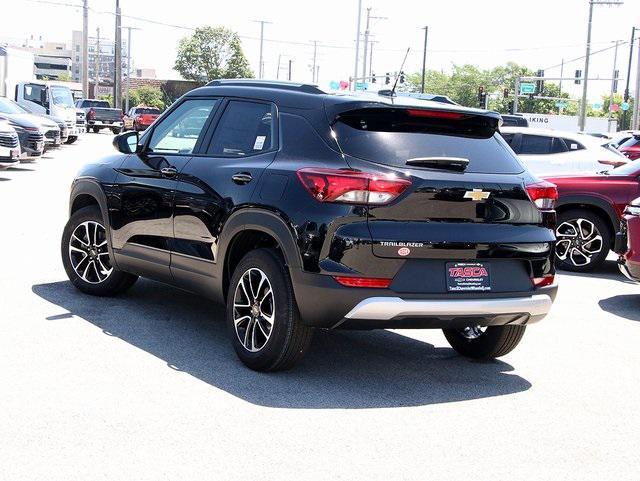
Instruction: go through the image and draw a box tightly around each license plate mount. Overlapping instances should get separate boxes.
[446,262,491,292]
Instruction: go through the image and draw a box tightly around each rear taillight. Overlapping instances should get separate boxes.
[87,108,95,120]
[333,276,392,288]
[526,180,558,210]
[406,109,466,120]
[532,275,554,288]
[598,159,626,167]
[296,168,411,205]
[120,111,124,120]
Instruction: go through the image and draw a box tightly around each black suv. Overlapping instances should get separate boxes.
[61,80,557,371]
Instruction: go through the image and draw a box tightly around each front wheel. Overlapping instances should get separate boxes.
[111,127,122,134]
[443,325,526,359]
[555,209,610,272]
[61,205,138,296]
[226,248,313,371]
[92,127,100,133]
[65,136,77,144]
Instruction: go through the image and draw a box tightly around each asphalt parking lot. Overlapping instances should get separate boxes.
[1,132,639,480]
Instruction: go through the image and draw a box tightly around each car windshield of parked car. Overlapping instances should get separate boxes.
[50,87,75,108]
[333,108,523,174]
[0,97,27,114]
[609,158,640,176]
[80,100,111,108]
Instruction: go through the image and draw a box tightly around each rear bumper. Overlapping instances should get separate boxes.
[291,268,557,329]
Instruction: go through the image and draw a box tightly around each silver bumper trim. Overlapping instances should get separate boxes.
[344,294,553,321]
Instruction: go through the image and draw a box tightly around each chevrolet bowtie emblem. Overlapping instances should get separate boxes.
[463,189,491,201]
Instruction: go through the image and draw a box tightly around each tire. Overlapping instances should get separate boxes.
[555,209,611,272]
[443,325,526,359]
[112,127,122,134]
[65,136,77,144]
[226,248,313,371]
[61,205,138,296]
[92,127,100,134]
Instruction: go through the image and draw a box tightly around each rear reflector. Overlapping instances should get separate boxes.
[406,109,466,120]
[333,276,392,288]
[526,180,558,210]
[297,168,411,205]
[532,275,554,288]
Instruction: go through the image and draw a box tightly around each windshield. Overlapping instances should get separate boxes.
[81,100,110,108]
[0,97,28,114]
[619,135,640,149]
[50,86,75,108]
[609,159,640,176]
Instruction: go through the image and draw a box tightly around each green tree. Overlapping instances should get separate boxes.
[57,72,72,82]
[129,85,165,110]
[174,26,253,82]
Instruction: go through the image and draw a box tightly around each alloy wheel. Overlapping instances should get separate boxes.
[555,218,603,267]
[233,268,275,352]
[68,221,113,284]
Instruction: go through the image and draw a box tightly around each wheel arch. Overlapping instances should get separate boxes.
[216,208,302,304]
[556,195,619,239]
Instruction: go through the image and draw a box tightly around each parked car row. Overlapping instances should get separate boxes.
[74,98,164,135]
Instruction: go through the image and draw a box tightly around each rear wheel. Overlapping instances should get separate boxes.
[65,136,77,144]
[226,248,313,371]
[92,127,99,133]
[443,325,526,359]
[555,209,610,272]
[112,127,122,134]
[61,205,137,296]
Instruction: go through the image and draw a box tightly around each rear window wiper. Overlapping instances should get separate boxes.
[405,156,469,172]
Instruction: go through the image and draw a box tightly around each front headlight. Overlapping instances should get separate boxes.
[625,205,640,216]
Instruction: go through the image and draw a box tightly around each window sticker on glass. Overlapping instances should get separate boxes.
[570,143,578,150]
[253,135,266,150]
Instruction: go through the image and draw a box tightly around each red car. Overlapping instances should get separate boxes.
[619,133,640,161]
[127,106,161,131]
[544,160,640,272]
[618,197,640,281]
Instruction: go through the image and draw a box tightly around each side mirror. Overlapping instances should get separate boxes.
[113,131,140,154]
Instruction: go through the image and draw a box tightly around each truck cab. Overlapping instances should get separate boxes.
[14,81,81,142]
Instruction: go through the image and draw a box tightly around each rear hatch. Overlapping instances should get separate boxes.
[137,108,161,125]
[331,106,555,292]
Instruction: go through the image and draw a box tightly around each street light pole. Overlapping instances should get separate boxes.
[362,7,371,82]
[633,36,640,129]
[421,26,428,94]
[622,27,636,129]
[352,0,362,91]
[607,40,620,132]
[255,20,271,79]
[114,0,122,109]
[579,0,623,131]
[81,0,88,98]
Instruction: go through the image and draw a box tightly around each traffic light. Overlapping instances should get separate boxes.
[503,88,509,98]
[385,72,391,85]
[477,85,487,109]
[399,71,405,84]
[613,69,619,93]
[575,70,582,85]
[536,69,545,95]
[371,73,376,84]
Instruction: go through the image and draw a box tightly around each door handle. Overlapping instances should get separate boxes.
[232,172,253,185]
[160,166,178,177]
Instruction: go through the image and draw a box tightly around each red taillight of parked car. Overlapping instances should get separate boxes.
[333,276,392,288]
[526,180,558,210]
[87,108,95,120]
[532,274,555,288]
[296,168,411,205]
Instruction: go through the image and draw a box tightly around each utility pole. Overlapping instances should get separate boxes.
[311,40,318,83]
[114,0,122,109]
[607,40,620,132]
[362,8,371,81]
[82,0,88,98]
[254,20,271,79]
[352,0,362,91]
[288,59,292,81]
[513,76,520,114]
[276,54,281,80]
[622,27,636,129]
[634,35,640,129]
[122,26,139,113]
[369,40,374,77]
[421,26,429,94]
[559,58,564,95]
[579,0,623,131]
[94,27,100,97]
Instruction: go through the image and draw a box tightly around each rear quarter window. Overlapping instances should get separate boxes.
[333,109,524,174]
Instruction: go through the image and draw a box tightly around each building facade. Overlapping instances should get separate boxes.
[71,30,129,84]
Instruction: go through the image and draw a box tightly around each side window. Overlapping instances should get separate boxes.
[519,135,553,155]
[561,138,584,151]
[550,138,568,154]
[147,98,218,155]
[207,101,276,157]
[24,84,46,105]
[500,133,515,146]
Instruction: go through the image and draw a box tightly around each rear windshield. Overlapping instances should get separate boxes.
[81,100,110,108]
[333,108,524,174]
[137,108,161,115]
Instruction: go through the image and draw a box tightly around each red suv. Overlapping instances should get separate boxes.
[127,106,161,131]
[618,197,640,281]
[619,133,640,160]
[544,160,640,272]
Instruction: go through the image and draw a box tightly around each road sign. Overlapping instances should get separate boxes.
[555,101,568,109]
[611,103,620,112]
[355,82,368,91]
[519,83,536,95]
[621,102,630,111]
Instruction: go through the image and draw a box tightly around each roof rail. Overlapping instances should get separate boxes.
[206,79,325,94]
